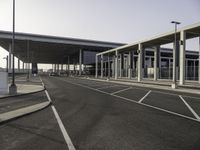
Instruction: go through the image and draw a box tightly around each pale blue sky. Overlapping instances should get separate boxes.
[0,0,200,68]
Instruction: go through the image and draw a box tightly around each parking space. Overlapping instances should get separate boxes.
[64,77,200,122]
[42,76,200,150]
[115,88,150,102]
[100,85,129,94]
[182,96,200,117]
[143,91,195,118]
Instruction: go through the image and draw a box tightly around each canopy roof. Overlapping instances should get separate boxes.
[97,22,200,55]
[0,31,124,64]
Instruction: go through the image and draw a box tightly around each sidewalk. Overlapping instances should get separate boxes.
[0,75,50,124]
[86,77,200,95]
[0,75,44,98]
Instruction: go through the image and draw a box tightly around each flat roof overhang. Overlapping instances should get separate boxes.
[97,22,200,55]
[0,31,125,64]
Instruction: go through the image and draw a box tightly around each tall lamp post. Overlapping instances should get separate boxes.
[171,21,181,89]
[3,56,8,72]
[9,0,17,94]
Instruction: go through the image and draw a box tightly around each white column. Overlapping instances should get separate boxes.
[172,41,177,88]
[168,59,171,79]
[154,46,160,81]
[23,62,24,72]
[18,58,20,72]
[101,54,103,78]
[104,61,107,77]
[132,52,135,78]
[154,47,157,81]
[193,60,196,80]
[79,49,82,75]
[54,64,56,72]
[108,54,110,78]
[128,51,132,79]
[68,56,70,71]
[138,43,143,82]
[198,37,200,83]
[57,64,59,73]
[95,55,98,78]
[115,50,118,79]
[112,56,115,77]
[179,30,186,85]
[65,64,67,71]
[119,54,122,78]
[61,64,63,71]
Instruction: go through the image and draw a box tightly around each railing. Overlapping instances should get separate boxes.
[93,65,200,81]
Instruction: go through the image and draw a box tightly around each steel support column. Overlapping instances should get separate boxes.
[199,37,200,83]
[108,54,110,79]
[128,51,132,79]
[172,41,176,88]
[61,64,63,71]
[119,53,124,78]
[18,58,20,72]
[154,46,160,81]
[8,43,12,73]
[115,51,118,79]
[95,55,98,78]
[138,43,143,82]
[79,49,82,75]
[22,62,24,72]
[101,54,103,78]
[54,64,56,72]
[179,30,186,85]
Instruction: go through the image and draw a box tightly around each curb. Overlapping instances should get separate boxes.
[0,101,51,124]
[85,77,200,95]
[0,88,46,99]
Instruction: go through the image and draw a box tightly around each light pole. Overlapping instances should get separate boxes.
[3,56,8,72]
[9,0,17,94]
[171,21,181,89]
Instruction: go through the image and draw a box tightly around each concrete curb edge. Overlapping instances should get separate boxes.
[0,101,51,124]
[0,88,46,99]
[84,77,200,95]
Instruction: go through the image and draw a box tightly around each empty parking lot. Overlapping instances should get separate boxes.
[1,76,200,150]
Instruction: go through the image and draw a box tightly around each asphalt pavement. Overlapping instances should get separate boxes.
[1,75,200,150]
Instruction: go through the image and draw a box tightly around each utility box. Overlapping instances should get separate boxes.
[0,72,8,94]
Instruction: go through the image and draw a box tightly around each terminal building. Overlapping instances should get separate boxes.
[95,22,200,88]
[0,22,200,94]
[95,47,199,80]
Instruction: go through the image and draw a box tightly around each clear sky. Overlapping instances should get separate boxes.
[0,0,200,68]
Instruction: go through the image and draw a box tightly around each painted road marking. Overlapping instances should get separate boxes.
[179,95,200,121]
[51,105,76,150]
[97,85,120,90]
[138,90,151,103]
[39,76,45,87]
[41,77,76,150]
[111,87,132,95]
[58,78,200,123]
[45,90,52,103]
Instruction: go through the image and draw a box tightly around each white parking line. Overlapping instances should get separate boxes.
[51,105,76,150]
[39,76,45,87]
[111,87,132,95]
[97,85,119,90]
[57,78,200,123]
[41,77,76,150]
[179,95,200,121]
[138,90,151,103]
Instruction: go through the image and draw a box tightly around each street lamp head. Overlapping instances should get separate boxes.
[171,21,181,24]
